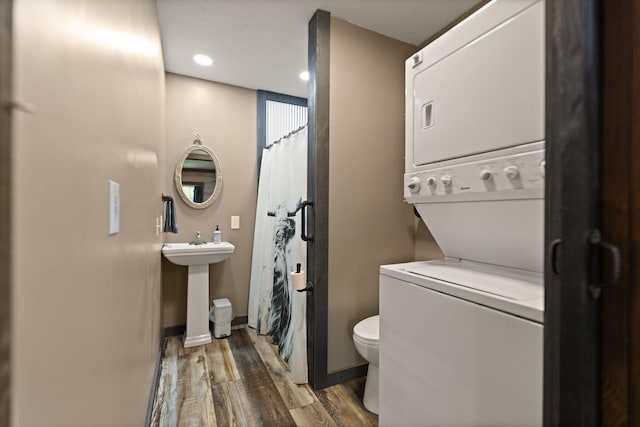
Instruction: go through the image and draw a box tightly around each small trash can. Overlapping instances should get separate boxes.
[209,298,232,338]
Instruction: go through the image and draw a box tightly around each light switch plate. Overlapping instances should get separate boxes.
[108,180,120,235]
[231,216,240,229]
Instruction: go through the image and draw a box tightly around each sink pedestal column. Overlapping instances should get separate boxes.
[184,264,212,348]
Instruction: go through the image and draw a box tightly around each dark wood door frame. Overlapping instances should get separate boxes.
[544,0,602,424]
[306,9,331,389]
[601,0,640,425]
[306,9,370,390]
[546,0,640,425]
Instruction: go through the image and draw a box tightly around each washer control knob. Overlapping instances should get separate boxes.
[407,176,421,193]
[426,176,437,187]
[479,170,493,181]
[503,165,520,180]
[440,175,452,186]
[540,160,546,178]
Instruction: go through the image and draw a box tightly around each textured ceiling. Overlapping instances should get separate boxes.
[157,0,482,98]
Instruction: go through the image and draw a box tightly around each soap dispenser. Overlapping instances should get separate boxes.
[213,225,222,243]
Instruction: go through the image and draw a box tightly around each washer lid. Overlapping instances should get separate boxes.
[353,315,380,343]
[407,259,543,301]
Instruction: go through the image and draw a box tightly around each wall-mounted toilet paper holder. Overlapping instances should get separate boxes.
[292,263,314,293]
[296,282,314,293]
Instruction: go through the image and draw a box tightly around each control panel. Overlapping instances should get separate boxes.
[405,149,545,201]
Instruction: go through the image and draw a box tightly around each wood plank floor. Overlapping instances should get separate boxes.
[151,326,378,427]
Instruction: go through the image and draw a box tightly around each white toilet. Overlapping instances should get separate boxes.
[353,315,380,414]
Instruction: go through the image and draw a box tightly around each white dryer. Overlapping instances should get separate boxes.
[380,0,545,426]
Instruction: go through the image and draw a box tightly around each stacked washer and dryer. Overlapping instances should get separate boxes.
[379,1,545,426]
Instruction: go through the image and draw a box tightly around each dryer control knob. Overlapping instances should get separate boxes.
[407,177,421,193]
[503,165,520,180]
[479,170,493,181]
[426,176,437,187]
[440,175,452,186]
[540,160,546,178]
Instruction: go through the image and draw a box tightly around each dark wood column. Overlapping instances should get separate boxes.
[601,0,640,425]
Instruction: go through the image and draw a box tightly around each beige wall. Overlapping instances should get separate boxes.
[12,1,165,426]
[163,73,257,327]
[415,219,445,261]
[0,0,10,424]
[327,17,417,372]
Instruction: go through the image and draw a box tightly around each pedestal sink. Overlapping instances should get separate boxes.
[162,242,235,348]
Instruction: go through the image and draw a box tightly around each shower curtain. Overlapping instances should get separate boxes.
[249,126,308,384]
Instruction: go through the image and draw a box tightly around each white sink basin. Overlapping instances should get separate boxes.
[162,242,235,266]
[161,241,235,348]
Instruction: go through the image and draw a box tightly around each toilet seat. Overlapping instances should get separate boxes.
[353,315,379,346]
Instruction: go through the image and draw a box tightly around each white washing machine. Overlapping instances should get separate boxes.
[380,261,543,426]
[380,0,545,426]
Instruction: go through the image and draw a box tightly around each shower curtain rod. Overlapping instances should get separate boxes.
[265,124,307,150]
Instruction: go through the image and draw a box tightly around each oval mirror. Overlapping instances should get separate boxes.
[174,143,222,209]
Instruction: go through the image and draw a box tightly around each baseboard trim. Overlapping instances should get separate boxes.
[163,315,249,338]
[164,324,185,337]
[231,315,249,327]
[322,364,369,389]
[144,337,165,427]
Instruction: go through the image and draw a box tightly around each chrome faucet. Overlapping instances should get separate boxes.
[190,231,203,245]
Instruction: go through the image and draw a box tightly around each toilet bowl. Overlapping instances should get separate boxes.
[353,315,380,414]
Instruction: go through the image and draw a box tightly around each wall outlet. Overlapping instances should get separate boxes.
[231,216,240,229]
[108,180,120,235]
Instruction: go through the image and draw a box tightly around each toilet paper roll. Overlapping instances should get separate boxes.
[290,271,306,291]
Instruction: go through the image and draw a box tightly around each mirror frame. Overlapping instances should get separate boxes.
[174,143,223,209]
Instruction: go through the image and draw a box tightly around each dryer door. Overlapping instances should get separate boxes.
[410,0,544,166]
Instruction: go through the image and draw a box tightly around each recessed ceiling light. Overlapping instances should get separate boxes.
[299,71,309,81]
[193,54,213,66]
